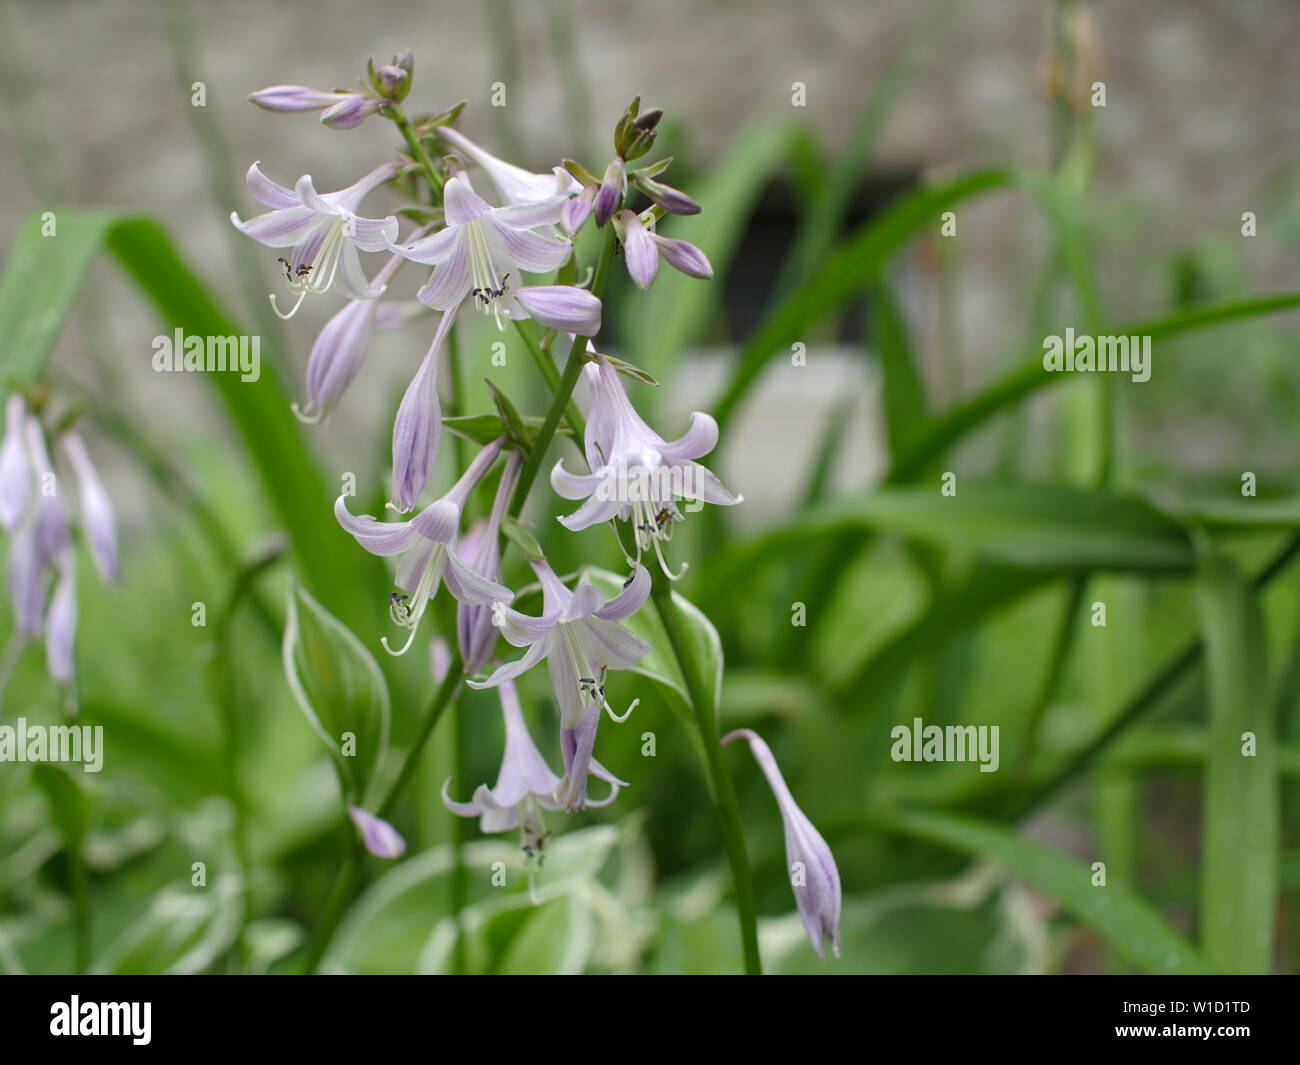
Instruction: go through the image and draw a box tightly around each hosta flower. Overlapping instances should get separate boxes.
[61,432,119,583]
[457,450,521,674]
[0,395,31,531]
[469,560,649,811]
[249,84,358,114]
[231,161,400,319]
[388,306,456,512]
[45,560,76,683]
[347,805,406,859]
[443,679,627,865]
[616,209,713,290]
[8,419,70,644]
[386,175,600,334]
[437,125,577,208]
[551,357,741,578]
[723,729,842,961]
[594,157,626,228]
[292,253,420,424]
[336,439,512,655]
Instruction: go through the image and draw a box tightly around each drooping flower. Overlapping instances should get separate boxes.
[44,559,76,683]
[442,679,626,864]
[615,209,713,290]
[436,125,577,208]
[0,395,31,531]
[457,450,521,674]
[386,175,600,334]
[469,560,649,810]
[723,729,842,961]
[292,252,420,424]
[231,161,400,318]
[551,357,741,578]
[8,419,70,641]
[388,306,456,512]
[61,432,119,583]
[347,805,407,859]
[336,438,512,655]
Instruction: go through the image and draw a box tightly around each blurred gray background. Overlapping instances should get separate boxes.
[2,0,1298,520]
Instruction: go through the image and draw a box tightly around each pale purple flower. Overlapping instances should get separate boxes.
[8,419,70,641]
[594,157,626,228]
[61,432,119,583]
[347,805,407,859]
[616,209,713,290]
[386,175,600,334]
[631,172,701,216]
[292,252,415,424]
[0,395,30,531]
[563,185,598,234]
[45,559,76,683]
[436,125,577,208]
[457,450,521,674]
[321,94,387,130]
[551,357,741,578]
[388,306,456,512]
[723,729,842,961]
[231,161,399,319]
[336,439,512,656]
[248,84,353,113]
[443,679,626,861]
[468,560,649,811]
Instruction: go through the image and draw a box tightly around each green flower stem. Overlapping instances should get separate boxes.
[508,226,617,517]
[512,320,586,439]
[650,570,763,975]
[389,107,446,197]
[378,659,466,820]
[302,839,362,974]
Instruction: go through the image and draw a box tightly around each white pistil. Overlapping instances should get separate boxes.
[465,219,510,331]
[381,547,442,657]
[270,217,349,320]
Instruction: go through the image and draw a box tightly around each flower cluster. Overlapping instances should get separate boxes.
[1,395,119,692]
[237,62,839,960]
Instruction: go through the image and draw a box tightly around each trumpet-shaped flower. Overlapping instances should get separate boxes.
[615,209,712,290]
[457,450,521,674]
[436,125,577,208]
[231,161,399,318]
[723,729,842,960]
[443,679,627,864]
[0,395,31,531]
[469,560,650,810]
[386,175,599,334]
[335,439,512,655]
[61,432,119,583]
[551,357,741,578]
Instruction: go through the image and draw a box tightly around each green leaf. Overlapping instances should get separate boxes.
[1194,545,1276,973]
[31,764,89,852]
[0,211,113,387]
[874,807,1210,974]
[714,168,1012,430]
[0,209,385,634]
[704,483,1193,590]
[871,279,928,459]
[282,580,390,802]
[622,120,801,378]
[94,877,243,975]
[893,292,1300,481]
[442,412,571,446]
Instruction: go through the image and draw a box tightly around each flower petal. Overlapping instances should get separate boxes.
[651,234,713,279]
[245,161,301,209]
[230,206,321,248]
[618,210,658,289]
[550,458,603,500]
[578,616,650,669]
[485,219,572,274]
[513,286,601,336]
[442,175,493,226]
[657,411,719,462]
[443,548,513,607]
[593,564,650,621]
[467,636,550,689]
[334,496,420,555]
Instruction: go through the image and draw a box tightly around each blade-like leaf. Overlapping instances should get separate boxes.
[1194,545,1276,973]
[873,806,1210,974]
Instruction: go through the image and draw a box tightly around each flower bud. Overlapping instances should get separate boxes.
[321,93,385,130]
[348,806,406,859]
[248,84,348,113]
